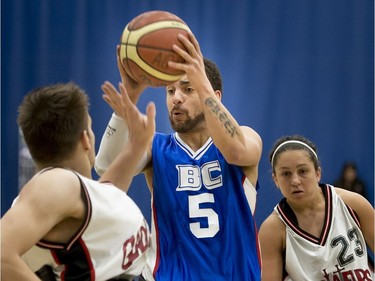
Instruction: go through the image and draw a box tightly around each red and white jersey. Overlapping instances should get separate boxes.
[28,170,150,281]
[275,184,373,281]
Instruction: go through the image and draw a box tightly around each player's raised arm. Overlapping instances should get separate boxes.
[168,32,262,178]
[99,82,155,192]
[94,41,152,177]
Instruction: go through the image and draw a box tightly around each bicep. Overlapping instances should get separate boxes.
[356,199,375,252]
[259,215,284,281]
[1,201,61,280]
[2,173,82,256]
[2,199,57,256]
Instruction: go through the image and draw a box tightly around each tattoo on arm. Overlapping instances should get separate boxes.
[205,97,239,137]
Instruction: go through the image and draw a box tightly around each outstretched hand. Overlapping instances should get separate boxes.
[102,81,156,147]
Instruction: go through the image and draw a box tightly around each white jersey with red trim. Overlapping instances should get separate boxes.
[275,184,373,281]
[32,170,150,281]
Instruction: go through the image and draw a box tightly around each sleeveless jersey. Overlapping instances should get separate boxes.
[34,170,151,281]
[275,184,374,281]
[142,133,261,281]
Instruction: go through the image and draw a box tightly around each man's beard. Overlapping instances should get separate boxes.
[169,112,205,133]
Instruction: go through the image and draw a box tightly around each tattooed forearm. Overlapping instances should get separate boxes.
[205,97,239,137]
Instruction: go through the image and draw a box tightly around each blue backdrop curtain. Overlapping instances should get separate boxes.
[2,0,374,227]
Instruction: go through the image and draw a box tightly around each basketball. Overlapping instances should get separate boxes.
[119,10,191,87]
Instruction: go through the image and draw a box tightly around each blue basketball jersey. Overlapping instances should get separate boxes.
[143,132,261,281]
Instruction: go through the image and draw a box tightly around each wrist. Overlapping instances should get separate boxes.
[112,111,124,120]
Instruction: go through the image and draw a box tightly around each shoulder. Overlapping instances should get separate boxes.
[259,211,285,245]
[154,132,171,140]
[260,211,285,230]
[153,132,174,146]
[24,168,80,189]
[18,168,83,214]
[35,168,81,192]
[334,186,373,218]
[335,186,365,206]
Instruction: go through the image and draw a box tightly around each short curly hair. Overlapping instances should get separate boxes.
[204,58,223,93]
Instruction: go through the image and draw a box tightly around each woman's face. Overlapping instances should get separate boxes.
[272,149,321,202]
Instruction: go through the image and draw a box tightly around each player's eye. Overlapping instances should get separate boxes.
[185,87,194,94]
[166,88,175,95]
[300,169,308,175]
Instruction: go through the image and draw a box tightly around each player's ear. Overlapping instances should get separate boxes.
[81,130,92,152]
[214,90,222,100]
[272,173,280,189]
[316,167,322,182]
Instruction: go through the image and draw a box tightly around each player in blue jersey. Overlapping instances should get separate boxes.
[259,135,374,280]
[96,31,263,281]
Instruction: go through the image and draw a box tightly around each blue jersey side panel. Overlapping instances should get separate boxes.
[151,133,261,281]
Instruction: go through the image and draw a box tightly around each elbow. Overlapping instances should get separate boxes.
[224,149,244,165]
[224,142,262,166]
[224,146,249,165]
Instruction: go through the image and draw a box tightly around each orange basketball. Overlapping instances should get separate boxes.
[119,10,191,87]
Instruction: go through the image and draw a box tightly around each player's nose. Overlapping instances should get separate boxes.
[172,89,184,104]
[290,173,301,185]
